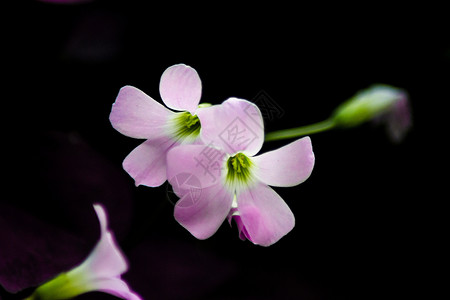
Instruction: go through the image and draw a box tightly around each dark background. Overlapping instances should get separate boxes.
[1,1,447,299]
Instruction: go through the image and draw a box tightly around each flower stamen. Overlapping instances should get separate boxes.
[226,153,253,186]
[171,111,201,142]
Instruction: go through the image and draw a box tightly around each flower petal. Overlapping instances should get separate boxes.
[197,98,264,156]
[227,210,251,242]
[237,183,295,246]
[386,93,412,142]
[110,85,174,139]
[79,204,128,278]
[93,277,142,300]
[93,204,108,236]
[166,144,233,239]
[252,137,315,187]
[123,138,176,187]
[174,183,233,240]
[159,64,202,114]
[166,144,227,191]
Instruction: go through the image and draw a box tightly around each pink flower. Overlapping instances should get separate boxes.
[110,64,206,187]
[332,84,412,142]
[27,204,141,300]
[166,98,315,246]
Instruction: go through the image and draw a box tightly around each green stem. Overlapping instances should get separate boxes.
[265,118,336,141]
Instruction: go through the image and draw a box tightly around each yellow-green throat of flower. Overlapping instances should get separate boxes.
[172,111,201,141]
[226,153,253,186]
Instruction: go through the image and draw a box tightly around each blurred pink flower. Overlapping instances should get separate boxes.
[110,64,207,187]
[167,98,315,246]
[27,204,141,300]
[383,91,412,142]
[332,84,412,142]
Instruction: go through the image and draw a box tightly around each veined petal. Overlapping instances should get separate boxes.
[237,183,295,246]
[159,64,202,114]
[252,137,315,187]
[166,144,228,191]
[110,85,174,139]
[123,137,176,187]
[197,98,264,156]
[174,183,233,240]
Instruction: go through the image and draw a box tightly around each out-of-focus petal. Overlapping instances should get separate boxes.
[252,137,315,187]
[123,138,176,187]
[110,85,174,139]
[386,93,412,142]
[93,204,108,234]
[30,204,140,300]
[237,183,295,246]
[159,64,202,114]
[74,205,127,279]
[174,183,233,240]
[93,277,142,300]
[197,98,264,156]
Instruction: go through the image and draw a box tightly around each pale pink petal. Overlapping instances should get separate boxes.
[94,277,142,300]
[82,231,128,278]
[174,183,233,240]
[110,85,174,139]
[123,138,176,187]
[197,98,264,156]
[159,64,202,114]
[252,137,315,187]
[227,210,251,242]
[93,204,108,237]
[82,204,128,278]
[386,93,412,142]
[166,144,227,191]
[237,183,295,246]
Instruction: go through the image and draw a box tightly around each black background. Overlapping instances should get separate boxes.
[1,1,447,299]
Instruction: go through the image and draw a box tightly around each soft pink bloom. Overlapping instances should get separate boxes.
[110,64,205,187]
[28,204,141,300]
[166,98,315,246]
[69,204,141,300]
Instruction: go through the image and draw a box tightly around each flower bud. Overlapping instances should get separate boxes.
[331,84,412,141]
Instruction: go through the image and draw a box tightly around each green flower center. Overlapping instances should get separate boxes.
[172,111,201,141]
[226,153,253,186]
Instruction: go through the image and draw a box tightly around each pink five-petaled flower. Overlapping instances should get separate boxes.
[166,98,315,246]
[27,204,141,300]
[110,64,207,187]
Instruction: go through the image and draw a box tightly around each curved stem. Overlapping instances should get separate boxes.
[265,118,336,141]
